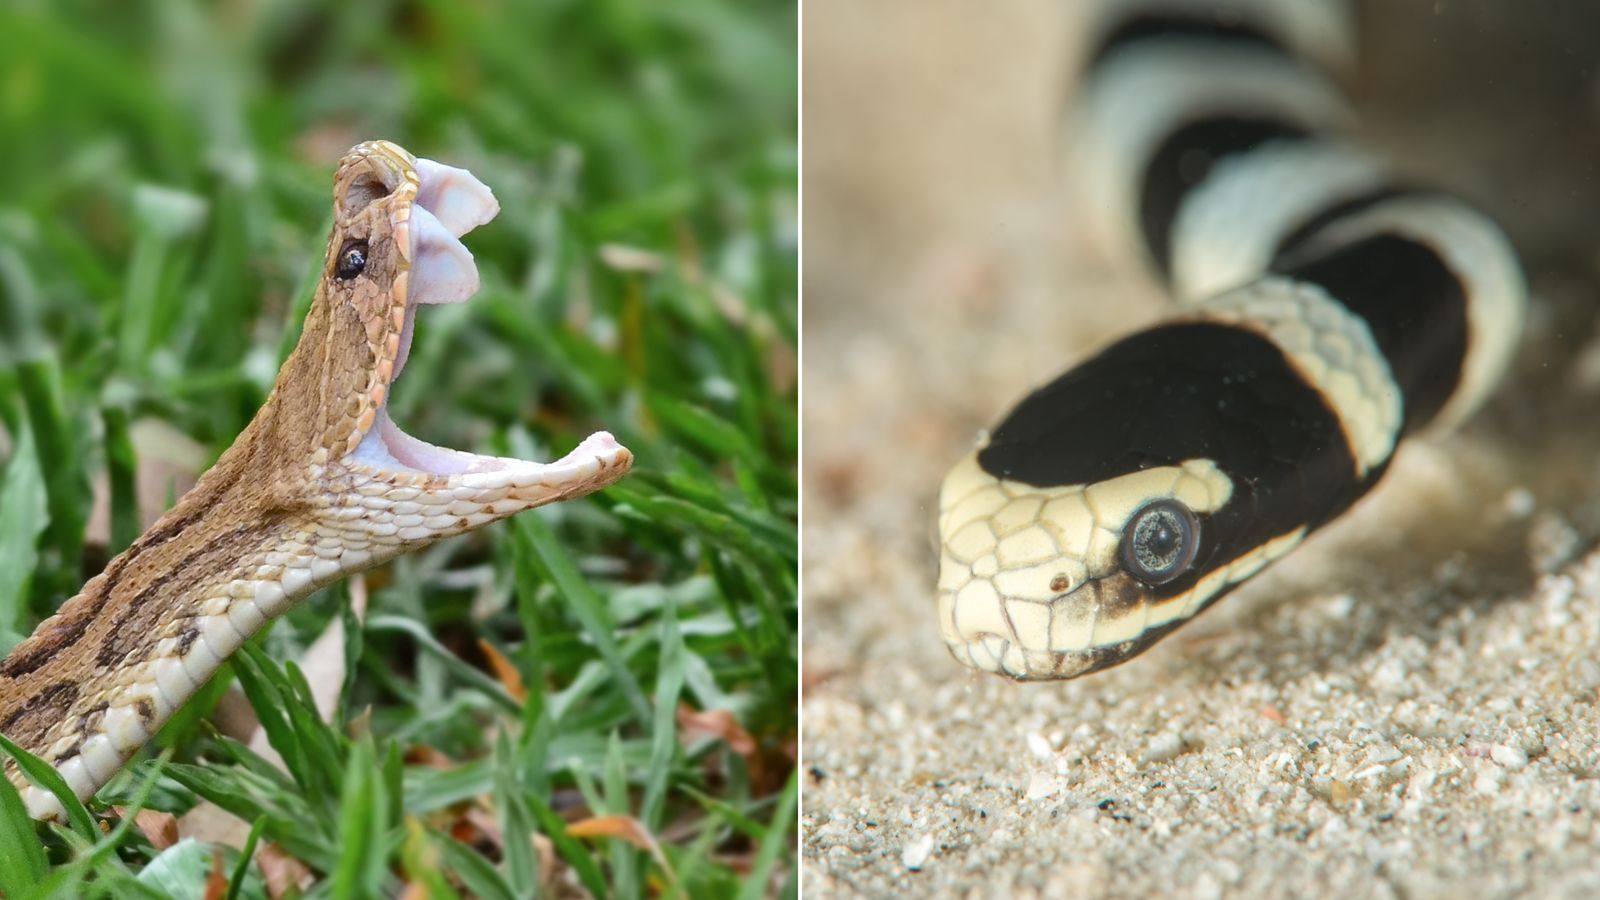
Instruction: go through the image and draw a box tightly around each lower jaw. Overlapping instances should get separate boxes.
[349,404,629,490]
[349,407,498,476]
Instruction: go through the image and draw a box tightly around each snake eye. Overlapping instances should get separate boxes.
[1119,499,1199,585]
[335,240,368,280]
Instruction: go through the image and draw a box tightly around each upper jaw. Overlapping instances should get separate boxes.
[347,148,633,494]
[398,158,497,311]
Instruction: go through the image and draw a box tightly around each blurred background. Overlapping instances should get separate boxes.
[0,0,795,895]
[803,1,1600,895]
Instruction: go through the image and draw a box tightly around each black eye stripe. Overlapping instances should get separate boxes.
[1120,499,1200,586]
[335,240,368,280]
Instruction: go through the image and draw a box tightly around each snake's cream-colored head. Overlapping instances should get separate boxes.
[939,454,1244,679]
[265,140,632,550]
[935,289,1407,681]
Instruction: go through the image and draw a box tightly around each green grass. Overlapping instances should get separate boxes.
[0,0,796,896]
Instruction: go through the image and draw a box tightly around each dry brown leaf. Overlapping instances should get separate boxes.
[209,686,262,741]
[677,705,757,757]
[202,849,229,900]
[462,804,504,851]
[449,816,477,846]
[84,419,206,545]
[112,806,179,849]
[258,843,313,899]
[477,639,527,702]
[404,745,456,769]
[449,804,498,851]
[177,801,252,849]
[570,815,683,893]
[533,833,559,891]
[567,814,661,855]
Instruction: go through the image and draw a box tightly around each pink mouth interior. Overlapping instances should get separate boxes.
[349,157,624,478]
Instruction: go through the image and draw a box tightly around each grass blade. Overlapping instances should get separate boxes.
[512,513,649,720]
[737,767,797,900]
[0,733,97,841]
[642,599,685,831]
[0,768,46,891]
[101,404,140,556]
[331,740,388,900]
[0,419,47,649]
[492,732,539,897]
[224,817,265,900]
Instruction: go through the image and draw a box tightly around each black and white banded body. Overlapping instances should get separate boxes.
[936,0,1526,680]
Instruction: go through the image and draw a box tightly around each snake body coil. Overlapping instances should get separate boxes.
[937,1,1526,680]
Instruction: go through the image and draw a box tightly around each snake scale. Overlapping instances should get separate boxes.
[0,141,632,821]
[937,0,1526,680]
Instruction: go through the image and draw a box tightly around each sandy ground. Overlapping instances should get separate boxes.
[800,2,1600,897]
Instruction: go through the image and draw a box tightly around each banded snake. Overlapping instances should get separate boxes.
[936,0,1527,680]
[0,141,632,821]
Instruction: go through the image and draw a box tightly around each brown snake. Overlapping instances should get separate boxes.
[0,141,633,821]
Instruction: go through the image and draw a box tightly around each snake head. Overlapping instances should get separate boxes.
[937,453,1245,680]
[267,140,631,561]
[934,322,1362,681]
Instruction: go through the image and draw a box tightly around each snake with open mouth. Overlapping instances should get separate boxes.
[936,0,1526,680]
[0,141,633,820]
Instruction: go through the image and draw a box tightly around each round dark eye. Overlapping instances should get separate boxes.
[335,240,368,280]
[1119,499,1199,585]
